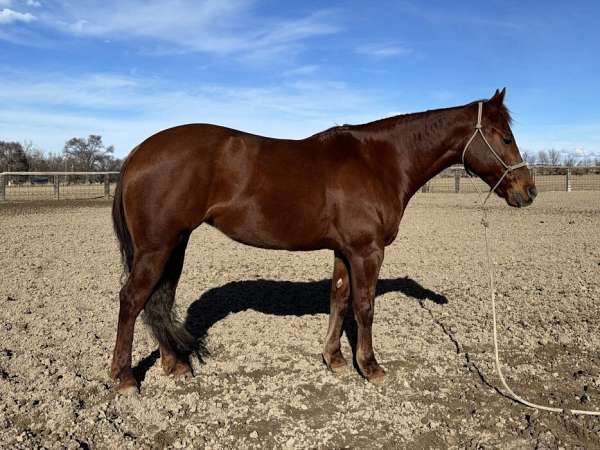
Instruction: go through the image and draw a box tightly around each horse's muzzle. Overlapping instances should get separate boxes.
[507,185,537,208]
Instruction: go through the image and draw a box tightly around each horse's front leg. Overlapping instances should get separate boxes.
[322,251,351,372]
[347,243,386,384]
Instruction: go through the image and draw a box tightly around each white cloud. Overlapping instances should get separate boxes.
[40,1,338,58]
[0,70,393,155]
[0,2,339,65]
[0,8,35,24]
[398,3,521,30]
[3,68,596,159]
[26,0,42,7]
[281,65,319,77]
[355,43,412,59]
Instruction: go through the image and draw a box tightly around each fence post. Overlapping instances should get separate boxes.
[0,175,5,201]
[54,175,60,200]
[454,170,460,193]
[565,168,571,192]
[104,174,110,199]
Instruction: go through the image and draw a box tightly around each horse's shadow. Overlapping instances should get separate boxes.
[133,277,447,384]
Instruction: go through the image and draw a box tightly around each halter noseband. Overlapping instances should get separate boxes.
[461,101,528,198]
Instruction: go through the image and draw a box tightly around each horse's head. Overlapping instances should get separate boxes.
[462,88,537,207]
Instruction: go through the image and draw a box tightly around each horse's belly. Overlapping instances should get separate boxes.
[208,201,329,251]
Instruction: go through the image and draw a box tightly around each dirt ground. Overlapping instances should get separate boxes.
[1,192,599,449]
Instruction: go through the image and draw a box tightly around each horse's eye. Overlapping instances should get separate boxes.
[503,137,513,145]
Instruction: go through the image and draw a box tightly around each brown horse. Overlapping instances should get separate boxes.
[111,88,536,393]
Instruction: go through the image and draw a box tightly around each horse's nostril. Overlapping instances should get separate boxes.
[514,193,524,207]
[528,186,538,199]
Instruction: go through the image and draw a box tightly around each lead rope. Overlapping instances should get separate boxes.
[464,102,600,416]
[479,199,600,415]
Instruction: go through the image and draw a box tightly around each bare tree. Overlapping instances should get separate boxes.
[537,150,550,165]
[63,135,115,171]
[548,149,561,166]
[0,141,29,172]
[521,150,536,165]
[563,154,576,167]
[2,137,122,174]
[103,157,124,171]
[22,141,48,171]
[577,158,592,167]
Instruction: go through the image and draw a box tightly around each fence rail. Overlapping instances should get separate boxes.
[1,167,599,202]
[421,166,600,193]
[0,171,119,201]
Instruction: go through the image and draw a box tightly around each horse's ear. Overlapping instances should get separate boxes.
[490,87,506,105]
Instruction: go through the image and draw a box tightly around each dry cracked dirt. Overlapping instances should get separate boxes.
[1,192,599,449]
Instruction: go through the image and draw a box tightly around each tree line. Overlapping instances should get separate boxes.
[1,136,598,172]
[521,149,599,167]
[0,135,123,173]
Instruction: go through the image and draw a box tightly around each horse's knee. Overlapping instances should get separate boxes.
[354,300,374,325]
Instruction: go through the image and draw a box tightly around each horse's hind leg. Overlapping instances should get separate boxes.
[145,235,194,377]
[347,244,386,384]
[322,251,351,373]
[110,245,177,393]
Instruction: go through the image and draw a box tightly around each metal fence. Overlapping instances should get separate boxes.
[422,166,600,193]
[0,172,119,201]
[1,167,599,202]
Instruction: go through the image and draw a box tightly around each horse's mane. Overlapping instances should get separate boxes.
[496,102,513,126]
[312,99,513,140]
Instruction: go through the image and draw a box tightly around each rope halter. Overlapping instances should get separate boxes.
[461,101,528,205]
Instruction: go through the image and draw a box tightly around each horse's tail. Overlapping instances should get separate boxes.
[112,152,194,358]
[143,281,195,358]
[112,164,133,281]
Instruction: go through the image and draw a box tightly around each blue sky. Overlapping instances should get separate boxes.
[1,0,599,159]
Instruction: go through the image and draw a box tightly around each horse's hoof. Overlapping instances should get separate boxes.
[366,368,386,385]
[322,353,347,374]
[115,379,139,396]
[161,359,176,375]
[330,362,347,374]
[172,361,192,378]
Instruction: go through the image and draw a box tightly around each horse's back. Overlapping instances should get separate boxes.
[121,124,338,250]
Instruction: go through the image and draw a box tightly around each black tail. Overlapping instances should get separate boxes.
[143,280,196,358]
[112,161,194,358]
[112,170,133,281]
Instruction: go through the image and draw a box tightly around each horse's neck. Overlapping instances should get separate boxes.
[386,107,470,201]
